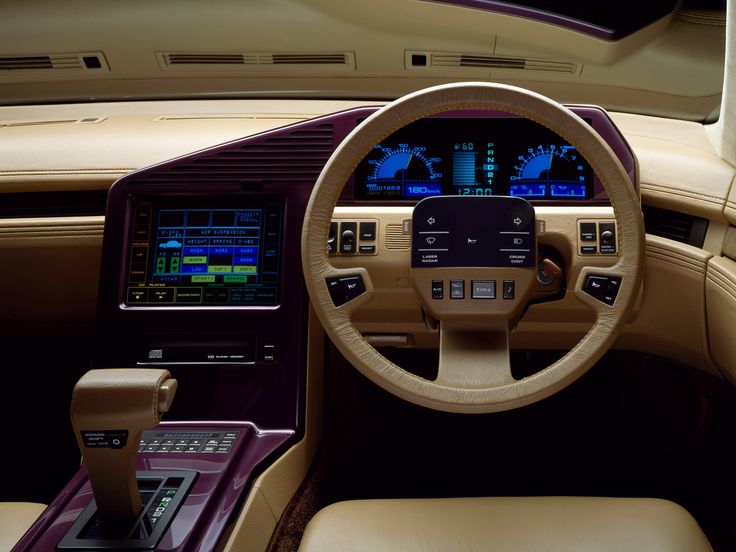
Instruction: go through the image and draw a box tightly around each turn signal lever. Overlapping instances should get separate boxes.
[70,369,177,528]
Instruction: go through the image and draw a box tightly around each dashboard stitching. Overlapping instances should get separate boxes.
[641,182,725,204]
[646,252,706,275]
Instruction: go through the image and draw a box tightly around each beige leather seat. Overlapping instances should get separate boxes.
[299,497,712,552]
[0,502,46,550]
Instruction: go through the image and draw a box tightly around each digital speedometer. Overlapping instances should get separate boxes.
[364,144,442,199]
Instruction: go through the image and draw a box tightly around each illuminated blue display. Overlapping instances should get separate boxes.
[550,184,587,197]
[509,184,546,197]
[404,183,442,197]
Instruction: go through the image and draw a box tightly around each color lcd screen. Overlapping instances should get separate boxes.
[124,196,283,307]
[353,117,594,201]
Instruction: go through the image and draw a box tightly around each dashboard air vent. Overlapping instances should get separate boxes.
[407,51,579,75]
[158,52,355,72]
[0,53,108,72]
[385,223,412,250]
[642,205,709,248]
[142,122,336,186]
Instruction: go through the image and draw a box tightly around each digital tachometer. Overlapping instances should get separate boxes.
[510,144,588,198]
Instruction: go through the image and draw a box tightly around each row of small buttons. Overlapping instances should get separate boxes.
[139,435,236,455]
[431,280,515,300]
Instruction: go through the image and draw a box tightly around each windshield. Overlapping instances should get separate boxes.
[0,0,727,120]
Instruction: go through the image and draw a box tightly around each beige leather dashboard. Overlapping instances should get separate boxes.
[0,99,734,382]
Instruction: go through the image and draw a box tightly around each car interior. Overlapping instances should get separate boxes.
[2,0,736,550]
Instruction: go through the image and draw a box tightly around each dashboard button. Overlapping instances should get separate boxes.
[340,222,357,254]
[583,274,621,306]
[599,222,617,254]
[431,280,443,299]
[502,280,515,299]
[579,222,597,242]
[472,280,496,299]
[581,245,597,255]
[358,245,376,255]
[450,280,465,299]
[327,222,338,254]
[359,221,377,241]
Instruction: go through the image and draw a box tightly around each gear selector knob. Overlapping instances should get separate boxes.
[70,369,177,528]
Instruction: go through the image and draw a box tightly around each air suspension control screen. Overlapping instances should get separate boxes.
[124,196,283,307]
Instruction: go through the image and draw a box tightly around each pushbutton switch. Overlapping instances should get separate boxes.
[579,222,597,242]
[450,280,465,299]
[340,222,357,254]
[431,280,443,299]
[326,275,366,306]
[471,280,496,299]
[359,221,377,241]
[327,222,338,255]
[599,222,617,254]
[502,280,515,300]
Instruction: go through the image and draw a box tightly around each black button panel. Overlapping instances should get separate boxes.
[326,274,366,306]
[139,430,239,455]
[579,220,617,256]
[431,280,443,299]
[330,219,378,256]
[583,274,622,305]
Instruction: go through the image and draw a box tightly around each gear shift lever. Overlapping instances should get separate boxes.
[70,369,177,528]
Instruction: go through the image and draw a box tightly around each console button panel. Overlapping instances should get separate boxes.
[139,430,239,455]
[578,220,617,256]
[326,274,366,306]
[329,219,378,256]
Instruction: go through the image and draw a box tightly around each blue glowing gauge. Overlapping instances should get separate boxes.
[365,144,442,198]
[510,144,588,198]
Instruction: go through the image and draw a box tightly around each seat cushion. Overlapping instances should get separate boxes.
[298,497,712,552]
[0,502,46,550]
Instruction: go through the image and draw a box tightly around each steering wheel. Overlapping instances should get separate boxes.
[301,82,644,413]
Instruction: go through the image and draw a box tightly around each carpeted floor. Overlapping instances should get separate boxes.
[267,346,736,552]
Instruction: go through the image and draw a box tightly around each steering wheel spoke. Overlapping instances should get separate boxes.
[574,265,627,315]
[322,266,374,316]
[437,321,514,388]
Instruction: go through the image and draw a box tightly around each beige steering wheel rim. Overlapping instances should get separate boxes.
[302,82,644,413]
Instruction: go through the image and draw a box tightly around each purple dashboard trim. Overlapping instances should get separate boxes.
[13,422,292,552]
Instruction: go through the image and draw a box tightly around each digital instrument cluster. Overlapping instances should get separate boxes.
[353,117,594,201]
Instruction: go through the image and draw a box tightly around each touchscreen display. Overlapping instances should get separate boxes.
[124,196,283,307]
[353,117,594,201]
